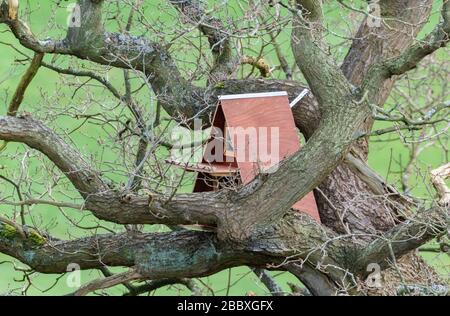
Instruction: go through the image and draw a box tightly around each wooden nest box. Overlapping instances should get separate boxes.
[168,91,320,222]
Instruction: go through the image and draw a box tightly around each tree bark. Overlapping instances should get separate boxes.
[315,0,434,235]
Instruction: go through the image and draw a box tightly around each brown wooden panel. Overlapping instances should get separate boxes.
[220,93,320,222]
[220,95,300,183]
[193,103,239,192]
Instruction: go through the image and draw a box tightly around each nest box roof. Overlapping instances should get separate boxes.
[168,91,320,222]
[215,91,300,183]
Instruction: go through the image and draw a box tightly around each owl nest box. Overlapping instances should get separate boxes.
[167,91,320,222]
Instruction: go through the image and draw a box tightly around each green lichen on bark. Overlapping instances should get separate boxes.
[26,231,46,247]
[0,222,46,246]
[0,222,17,239]
[214,82,225,89]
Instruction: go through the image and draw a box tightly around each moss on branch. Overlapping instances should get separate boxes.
[0,222,17,239]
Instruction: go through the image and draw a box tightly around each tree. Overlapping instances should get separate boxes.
[0,0,448,296]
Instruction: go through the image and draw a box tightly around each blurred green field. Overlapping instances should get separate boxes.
[0,1,448,295]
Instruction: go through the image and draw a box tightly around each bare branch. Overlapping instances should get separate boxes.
[0,115,107,195]
[363,1,450,95]
[291,0,352,112]
[169,0,234,81]
[355,205,449,275]
[69,268,142,296]
[0,115,224,226]
[0,0,206,121]
[251,268,285,296]
[287,263,337,296]
[8,52,44,116]
[124,278,201,296]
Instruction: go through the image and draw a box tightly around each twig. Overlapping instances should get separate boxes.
[0,198,84,210]
[1,52,44,151]
[8,52,44,116]
[269,29,292,79]
[68,268,142,296]
[0,174,26,226]
[98,266,137,293]
[124,278,201,296]
[252,268,285,296]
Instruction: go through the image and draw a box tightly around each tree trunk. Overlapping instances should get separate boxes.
[312,0,442,294]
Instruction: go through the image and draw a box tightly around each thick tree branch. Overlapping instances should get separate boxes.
[306,0,437,235]
[363,0,450,97]
[291,0,351,112]
[354,205,449,276]
[0,0,206,121]
[0,116,107,195]
[287,263,337,296]
[1,202,447,295]
[0,115,221,226]
[0,222,267,278]
[0,50,44,151]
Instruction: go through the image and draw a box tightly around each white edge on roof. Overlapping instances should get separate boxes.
[218,91,288,100]
[289,89,309,108]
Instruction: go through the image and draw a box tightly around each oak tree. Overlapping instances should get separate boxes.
[0,0,448,296]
